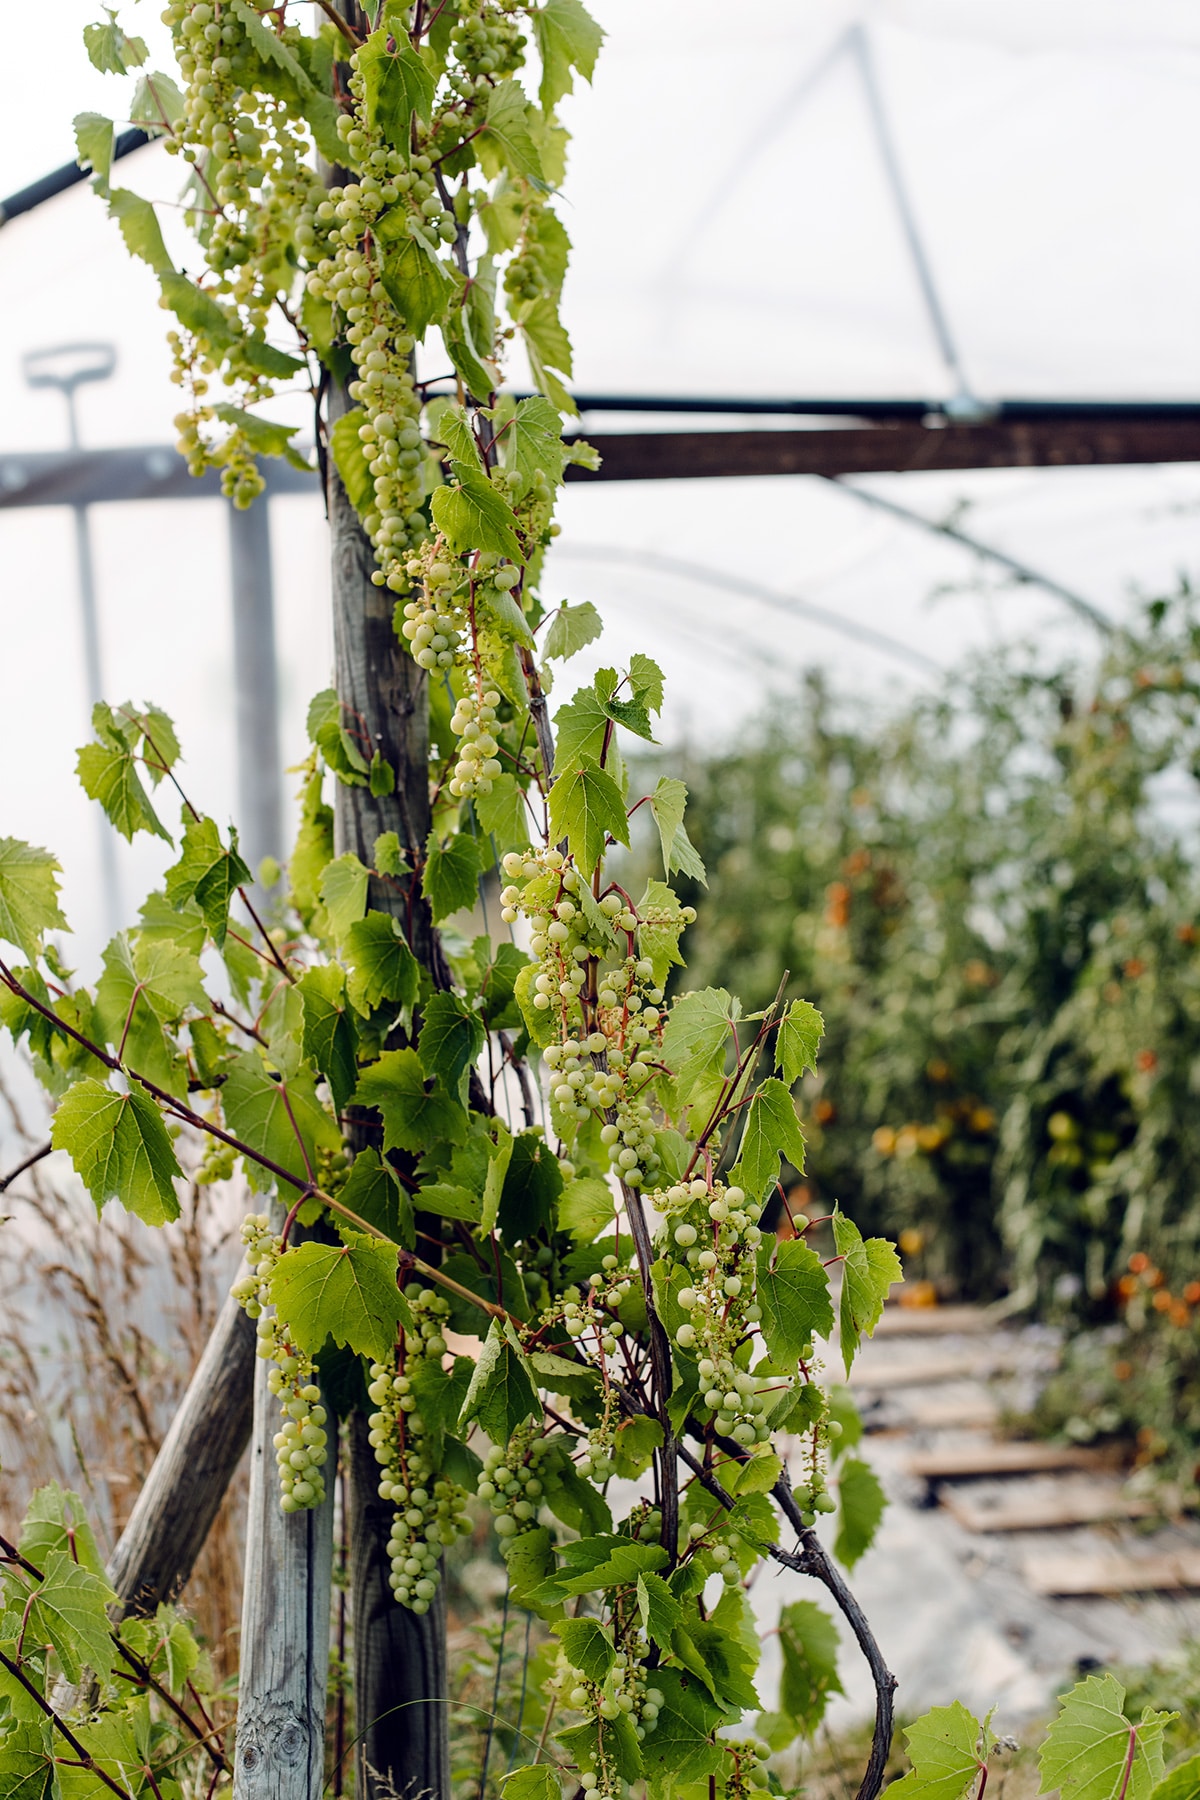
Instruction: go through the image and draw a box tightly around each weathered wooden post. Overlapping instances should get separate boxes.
[327,354,451,1798]
[234,1285,335,1798]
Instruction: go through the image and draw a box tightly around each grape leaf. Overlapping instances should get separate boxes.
[662,987,738,1104]
[221,1054,341,1194]
[319,853,370,942]
[299,964,358,1115]
[458,1319,540,1440]
[552,684,609,775]
[629,653,665,713]
[552,1537,668,1597]
[105,187,172,273]
[431,468,521,559]
[340,1147,414,1249]
[345,910,420,1015]
[382,228,454,337]
[26,1550,116,1683]
[834,1456,886,1570]
[84,14,147,74]
[758,1599,843,1746]
[646,777,688,880]
[164,815,250,948]
[543,600,603,662]
[329,408,375,518]
[503,394,570,493]
[637,879,687,988]
[374,832,410,878]
[833,1209,903,1372]
[212,403,301,458]
[553,1617,615,1683]
[612,1416,662,1479]
[1149,1754,1200,1800]
[479,80,544,185]
[533,0,604,111]
[423,830,481,922]
[444,306,500,406]
[353,1047,468,1153]
[76,721,170,842]
[675,1619,761,1713]
[359,24,435,140]
[889,1702,992,1800]
[547,757,628,873]
[0,1725,52,1800]
[503,1766,561,1800]
[0,839,67,959]
[636,1571,683,1648]
[131,70,185,133]
[19,1483,106,1580]
[73,111,114,180]
[158,271,233,346]
[1039,1674,1174,1800]
[559,1175,614,1243]
[269,1231,409,1363]
[732,1077,808,1200]
[777,998,824,1086]
[51,1078,181,1226]
[473,773,530,850]
[755,1239,833,1364]
[638,1668,723,1788]
[419,990,485,1098]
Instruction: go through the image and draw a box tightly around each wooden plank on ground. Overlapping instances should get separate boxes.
[850,1351,1019,1391]
[1024,1550,1200,1597]
[899,1393,999,1430]
[908,1442,1123,1480]
[940,1482,1154,1534]
[874,1305,990,1337]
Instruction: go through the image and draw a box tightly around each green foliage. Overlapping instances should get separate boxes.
[1039,1674,1174,1800]
[51,1078,181,1225]
[0,840,66,960]
[889,1702,993,1800]
[164,815,250,948]
[833,1456,886,1569]
[269,1232,409,1362]
[32,6,920,1791]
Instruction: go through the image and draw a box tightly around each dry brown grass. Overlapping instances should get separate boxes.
[0,1058,248,1681]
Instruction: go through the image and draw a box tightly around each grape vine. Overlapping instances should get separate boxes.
[0,4,911,1798]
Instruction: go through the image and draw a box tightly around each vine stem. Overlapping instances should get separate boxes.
[618,1179,679,1563]
[672,1443,895,1800]
[0,1533,229,1772]
[0,1140,51,1193]
[0,1646,137,1800]
[0,962,514,1329]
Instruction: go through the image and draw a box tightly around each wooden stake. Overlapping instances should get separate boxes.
[107,1285,255,1615]
[234,1314,334,1797]
[327,330,450,1800]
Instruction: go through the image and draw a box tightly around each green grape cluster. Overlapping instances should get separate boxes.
[563,1630,661,1741]
[475,1423,552,1540]
[654,1180,773,1447]
[685,1519,747,1592]
[233,1214,329,1513]
[721,1738,770,1799]
[368,1290,472,1613]
[161,2,324,504]
[196,1136,236,1186]
[446,688,505,799]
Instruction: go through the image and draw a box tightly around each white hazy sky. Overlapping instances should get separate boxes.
[1,1,1198,975]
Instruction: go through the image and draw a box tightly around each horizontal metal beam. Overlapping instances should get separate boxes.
[563,416,1200,481]
[0,129,151,228]
[3,409,1200,512]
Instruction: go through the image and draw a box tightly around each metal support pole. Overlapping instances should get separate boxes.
[227,499,283,882]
